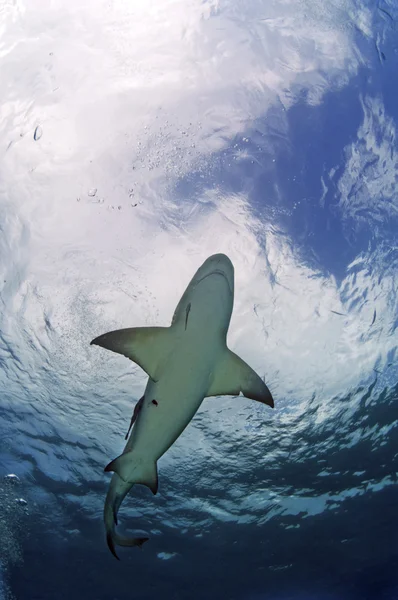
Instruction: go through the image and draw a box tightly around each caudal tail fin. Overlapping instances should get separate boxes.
[104,475,149,560]
[104,456,158,560]
[106,523,148,561]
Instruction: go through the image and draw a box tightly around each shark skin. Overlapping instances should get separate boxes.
[91,253,274,559]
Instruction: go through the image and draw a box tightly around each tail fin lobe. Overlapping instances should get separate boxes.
[104,473,150,560]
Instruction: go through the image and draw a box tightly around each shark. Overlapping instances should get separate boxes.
[91,253,274,559]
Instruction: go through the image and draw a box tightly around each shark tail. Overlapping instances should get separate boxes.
[105,514,148,561]
[104,475,149,560]
[103,456,158,560]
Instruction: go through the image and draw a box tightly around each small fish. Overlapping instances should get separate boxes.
[378,6,394,22]
[124,396,144,440]
[33,126,42,141]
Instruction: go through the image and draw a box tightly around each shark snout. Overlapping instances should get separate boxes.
[199,254,234,290]
[209,253,232,267]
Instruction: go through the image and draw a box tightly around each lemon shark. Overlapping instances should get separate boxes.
[91,253,274,559]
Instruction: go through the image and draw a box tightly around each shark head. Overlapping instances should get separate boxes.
[172,253,235,337]
[193,253,234,295]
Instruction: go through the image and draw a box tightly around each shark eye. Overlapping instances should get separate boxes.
[152,399,158,406]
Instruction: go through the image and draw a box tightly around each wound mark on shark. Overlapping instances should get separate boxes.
[185,303,191,330]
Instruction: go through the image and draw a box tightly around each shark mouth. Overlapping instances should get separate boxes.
[196,269,232,293]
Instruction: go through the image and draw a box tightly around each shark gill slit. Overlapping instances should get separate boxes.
[185,302,191,330]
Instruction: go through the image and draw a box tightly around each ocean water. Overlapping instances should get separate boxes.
[0,0,397,598]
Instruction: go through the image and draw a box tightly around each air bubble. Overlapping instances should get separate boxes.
[4,474,20,485]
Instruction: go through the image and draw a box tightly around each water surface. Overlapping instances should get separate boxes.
[0,1,397,598]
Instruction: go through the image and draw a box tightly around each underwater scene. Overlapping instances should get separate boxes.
[0,1,397,599]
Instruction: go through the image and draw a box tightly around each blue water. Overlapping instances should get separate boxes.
[1,1,397,598]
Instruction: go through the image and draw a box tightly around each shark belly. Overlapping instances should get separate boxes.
[128,331,220,461]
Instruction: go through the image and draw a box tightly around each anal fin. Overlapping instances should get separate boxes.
[105,453,158,495]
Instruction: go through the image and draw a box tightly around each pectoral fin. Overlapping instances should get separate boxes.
[91,326,172,381]
[207,349,274,407]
